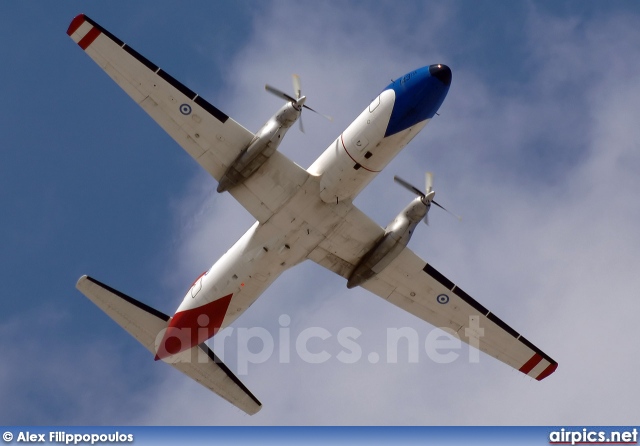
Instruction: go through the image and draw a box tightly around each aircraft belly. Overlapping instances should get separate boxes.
[180,204,323,331]
[176,174,384,334]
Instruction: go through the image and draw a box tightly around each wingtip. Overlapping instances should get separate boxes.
[536,362,558,381]
[67,13,87,36]
[76,274,89,289]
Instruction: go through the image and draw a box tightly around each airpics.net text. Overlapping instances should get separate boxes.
[155,314,485,375]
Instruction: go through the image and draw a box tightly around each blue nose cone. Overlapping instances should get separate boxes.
[384,64,451,137]
[429,64,452,86]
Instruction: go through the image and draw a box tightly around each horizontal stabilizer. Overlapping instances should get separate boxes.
[76,275,261,415]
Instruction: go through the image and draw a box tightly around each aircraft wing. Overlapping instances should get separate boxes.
[361,248,558,380]
[67,14,307,223]
[309,210,558,381]
[76,276,262,415]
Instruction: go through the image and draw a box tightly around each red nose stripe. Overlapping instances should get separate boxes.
[155,294,233,360]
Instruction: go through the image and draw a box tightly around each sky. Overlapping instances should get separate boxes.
[1,0,640,426]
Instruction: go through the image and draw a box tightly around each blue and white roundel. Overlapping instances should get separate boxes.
[436,294,449,304]
[180,104,192,115]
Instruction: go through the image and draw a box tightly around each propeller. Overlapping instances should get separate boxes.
[393,173,462,225]
[265,74,332,132]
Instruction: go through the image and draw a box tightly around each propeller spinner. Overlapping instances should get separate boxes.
[265,75,332,132]
[393,173,461,224]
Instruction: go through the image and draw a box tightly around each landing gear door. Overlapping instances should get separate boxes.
[191,273,205,298]
[369,95,381,112]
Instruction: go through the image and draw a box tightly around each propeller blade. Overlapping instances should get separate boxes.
[265,84,296,103]
[393,176,424,197]
[267,75,332,133]
[303,104,333,121]
[292,74,302,100]
[433,200,462,222]
[395,172,460,224]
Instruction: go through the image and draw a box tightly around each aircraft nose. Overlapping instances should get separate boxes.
[428,64,452,86]
[383,64,451,137]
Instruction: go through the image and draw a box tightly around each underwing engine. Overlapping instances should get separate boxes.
[217,75,330,193]
[347,173,459,288]
[347,196,427,288]
[217,101,299,192]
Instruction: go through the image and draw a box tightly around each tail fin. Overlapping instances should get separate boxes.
[76,275,262,415]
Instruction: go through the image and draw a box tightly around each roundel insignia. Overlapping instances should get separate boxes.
[436,294,449,304]
[180,104,192,115]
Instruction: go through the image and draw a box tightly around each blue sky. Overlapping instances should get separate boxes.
[2,0,640,425]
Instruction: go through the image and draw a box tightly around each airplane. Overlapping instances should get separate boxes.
[67,14,557,416]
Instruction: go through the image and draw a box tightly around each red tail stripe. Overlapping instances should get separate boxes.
[78,26,101,50]
[519,353,543,374]
[154,293,233,361]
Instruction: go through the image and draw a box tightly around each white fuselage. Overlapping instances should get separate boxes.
[174,90,431,332]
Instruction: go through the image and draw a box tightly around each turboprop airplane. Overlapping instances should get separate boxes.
[68,14,557,415]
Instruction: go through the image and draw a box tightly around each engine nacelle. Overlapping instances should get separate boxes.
[347,196,427,288]
[217,102,300,192]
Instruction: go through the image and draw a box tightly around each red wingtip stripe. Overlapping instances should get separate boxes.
[519,353,543,374]
[535,362,558,381]
[67,14,86,36]
[78,26,101,50]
